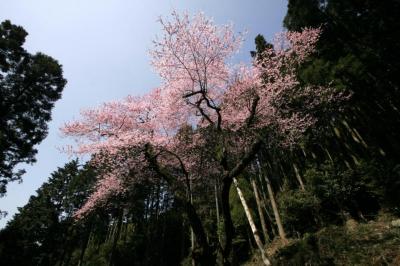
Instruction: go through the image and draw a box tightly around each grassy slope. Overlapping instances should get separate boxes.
[245,215,400,265]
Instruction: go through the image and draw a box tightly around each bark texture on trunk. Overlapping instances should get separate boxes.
[144,144,215,265]
[265,175,287,243]
[109,208,123,266]
[256,157,287,243]
[214,179,222,245]
[233,177,271,266]
[190,186,196,266]
[293,163,305,191]
[221,177,235,266]
[250,177,269,242]
[78,223,92,266]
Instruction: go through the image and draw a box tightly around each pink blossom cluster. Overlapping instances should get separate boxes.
[221,28,322,135]
[61,11,340,218]
[150,11,243,128]
[73,173,124,219]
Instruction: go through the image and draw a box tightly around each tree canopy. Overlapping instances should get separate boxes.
[1,4,400,265]
[61,11,345,265]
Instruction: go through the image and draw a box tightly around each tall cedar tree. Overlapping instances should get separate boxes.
[0,20,66,195]
[0,160,97,265]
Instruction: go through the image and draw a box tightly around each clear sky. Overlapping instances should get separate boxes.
[0,0,287,228]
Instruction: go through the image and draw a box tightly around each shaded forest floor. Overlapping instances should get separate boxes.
[245,213,400,265]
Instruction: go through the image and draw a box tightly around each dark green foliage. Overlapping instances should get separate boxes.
[284,0,400,158]
[304,160,383,222]
[115,207,186,266]
[0,194,60,265]
[283,0,326,31]
[0,160,96,266]
[278,190,321,236]
[258,0,400,241]
[0,20,66,194]
[273,234,331,266]
[0,160,194,265]
[250,34,272,60]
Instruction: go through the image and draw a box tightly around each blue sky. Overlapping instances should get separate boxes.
[0,0,287,227]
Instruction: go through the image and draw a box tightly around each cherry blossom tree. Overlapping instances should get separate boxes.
[61,11,346,265]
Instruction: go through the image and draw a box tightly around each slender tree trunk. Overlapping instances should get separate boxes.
[122,222,128,244]
[106,218,116,242]
[255,164,268,206]
[57,225,75,266]
[254,164,276,238]
[246,229,254,254]
[181,219,187,262]
[143,192,149,221]
[109,208,123,266]
[215,178,221,244]
[221,177,235,266]
[78,222,93,266]
[190,182,196,266]
[160,209,168,266]
[323,147,334,163]
[250,175,269,242]
[256,157,287,243]
[155,182,161,221]
[292,163,305,191]
[148,187,156,218]
[264,174,287,243]
[144,188,155,265]
[233,177,271,266]
[262,203,277,238]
